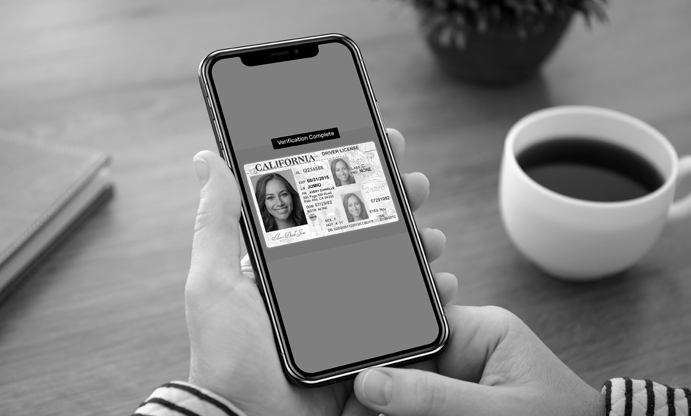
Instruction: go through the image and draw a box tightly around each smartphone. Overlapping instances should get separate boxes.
[198,34,448,387]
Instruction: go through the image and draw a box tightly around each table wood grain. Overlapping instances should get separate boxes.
[1,0,690,414]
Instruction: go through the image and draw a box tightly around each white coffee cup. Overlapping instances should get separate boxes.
[500,106,691,280]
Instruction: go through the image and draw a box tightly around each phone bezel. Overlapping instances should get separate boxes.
[198,33,448,386]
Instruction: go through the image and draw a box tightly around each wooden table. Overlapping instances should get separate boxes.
[1,0,690,414]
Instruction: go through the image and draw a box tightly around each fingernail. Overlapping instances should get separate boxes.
[193,156,210,188]
[361,369,393,406]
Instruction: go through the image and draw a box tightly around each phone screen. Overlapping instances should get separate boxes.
[208,40,443,377]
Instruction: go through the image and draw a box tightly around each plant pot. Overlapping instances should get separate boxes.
[424,15,572,85]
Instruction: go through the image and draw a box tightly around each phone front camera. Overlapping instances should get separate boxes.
[294,49,299,54]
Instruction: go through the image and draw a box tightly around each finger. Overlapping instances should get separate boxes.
[341,392,380,416]
[354,367,497,416]
[387,128,405,162]
[240,254,256,281]
[419,228,445,263]
[240,254,251,270]
[402,172,429,212]
[189,151,243,282]
[433,272,458,305]
[388,130,430,213]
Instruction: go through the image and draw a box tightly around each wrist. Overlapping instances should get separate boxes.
[591,385,607,416]
[188,354,237,406]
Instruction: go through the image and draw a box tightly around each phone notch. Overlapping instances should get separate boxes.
[240,44,319,67]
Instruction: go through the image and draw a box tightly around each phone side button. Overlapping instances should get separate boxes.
[206,97,215,120]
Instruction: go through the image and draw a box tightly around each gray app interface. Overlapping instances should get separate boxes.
[212,41,440,374]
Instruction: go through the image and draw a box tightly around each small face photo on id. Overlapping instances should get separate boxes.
[342,191,368,223]
[330,156,356,187]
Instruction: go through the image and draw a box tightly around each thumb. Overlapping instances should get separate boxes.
[190,150,243,279]
[355,367,495,416]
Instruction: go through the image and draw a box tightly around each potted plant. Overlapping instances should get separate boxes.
[402,0,608,85]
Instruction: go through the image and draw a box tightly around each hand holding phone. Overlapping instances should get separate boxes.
[186,129,457,416]
[353,306,605,416]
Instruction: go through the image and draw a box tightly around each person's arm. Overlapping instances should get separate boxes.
[132,382,246,416]
[603,377,691,416]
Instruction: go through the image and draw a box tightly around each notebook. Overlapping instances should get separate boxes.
[0,134,113,300]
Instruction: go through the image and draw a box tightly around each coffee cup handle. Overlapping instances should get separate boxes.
[669,156,691,222]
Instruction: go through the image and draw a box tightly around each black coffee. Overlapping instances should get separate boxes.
[517,138,665,202]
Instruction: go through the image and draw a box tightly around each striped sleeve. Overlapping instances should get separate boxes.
[602,377,691,416]
[132,381,247,416]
